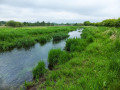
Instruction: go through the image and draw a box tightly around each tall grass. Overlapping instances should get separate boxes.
[0,26,78,51]
[32,61,46,80]
[53,32,69,41]
[48,49,71,69]
[65,38,87,52]
[25,26,120,90]
[48,49,63,67]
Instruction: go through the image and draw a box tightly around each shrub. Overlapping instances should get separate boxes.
[32,61,46,79]
[6,20,23,27]
[83,21,91,26]
[48,49,63,67]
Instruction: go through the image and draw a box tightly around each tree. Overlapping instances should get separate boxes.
[41,21,45,26]
[101,19,117,27]
[6,20,23,27]
[116,18,120,27]
[84,21,91,26]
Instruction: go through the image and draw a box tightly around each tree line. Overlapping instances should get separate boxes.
[0,20,83,27]
[0,20,84,27]
[1,18,120,27]
[84,18,120,27]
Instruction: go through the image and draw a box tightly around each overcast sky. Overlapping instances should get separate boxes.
[0,0,120,23]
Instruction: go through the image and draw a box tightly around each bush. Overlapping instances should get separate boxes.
[48,49,63,66]
[6,20,23,27]
[32,61,46,79]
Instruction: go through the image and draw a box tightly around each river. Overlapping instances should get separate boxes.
[0,28,82,90]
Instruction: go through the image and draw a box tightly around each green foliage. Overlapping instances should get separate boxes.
[0,26,78,51]
[53,33,69,41]
[65,38,87,52]
[84,21,91,26]
[90,17,120,27]
[48,49,63,66]
[15,38,36,48]
[6,20,23,27]
[32,61,46,79]
[109,59,120,74]
[35,36,48,44]
[34,26,120,90]
[101,19,117,27]
[58,51,71,64]
[86,35,94,43]
[24,81,34,89]
[114,39,120,51]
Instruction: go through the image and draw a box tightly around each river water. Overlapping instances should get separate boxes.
[0,28,82,90]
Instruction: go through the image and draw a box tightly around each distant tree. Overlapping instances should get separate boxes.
[6,20,23,27]
[41,21,45,26]
[84,21,91,26]
[73,23,78,26]
[0,22,1,26]
[46,22,51,26]
[101,19,117,27]
[116,18,120,27]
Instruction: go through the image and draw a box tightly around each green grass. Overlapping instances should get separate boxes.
[27,26,120,90]
[48,49,71,69]
[0,26,78,52]
[32,61,46,80]
[53,32,69,41]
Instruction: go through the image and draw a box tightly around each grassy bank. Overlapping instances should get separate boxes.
[26,26,120,90]
[0,26,78,52]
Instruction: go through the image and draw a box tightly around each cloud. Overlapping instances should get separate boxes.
[0,0,120,23]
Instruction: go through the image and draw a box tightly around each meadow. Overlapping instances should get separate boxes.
[0,26,78,52]
[25,26,120,90]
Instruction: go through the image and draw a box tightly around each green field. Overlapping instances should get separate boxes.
[0,26,78,52]
[25,26,120,90]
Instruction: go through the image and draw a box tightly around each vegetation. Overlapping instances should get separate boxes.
[27,26,120,90]
[84,21,91,26]
[6,20,23,27]
[53,33,69,41]
[84,17,120,27]
[32,61,46,80]
[48,49,63,68]
[0,26,78,52]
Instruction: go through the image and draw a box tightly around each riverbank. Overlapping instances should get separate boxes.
[26,26,120,90]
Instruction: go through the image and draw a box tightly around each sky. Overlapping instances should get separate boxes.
[0,0,120,23]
